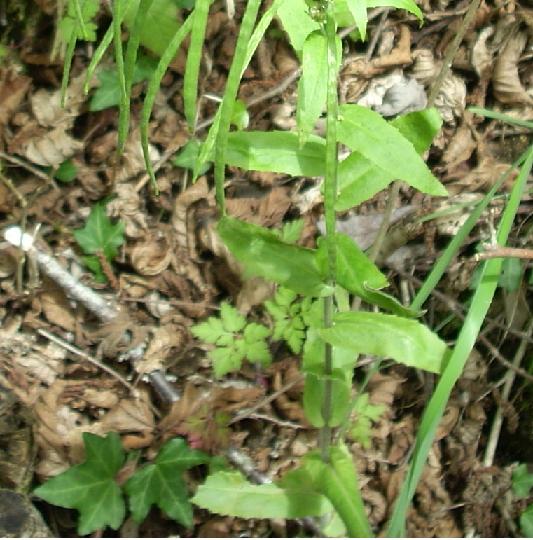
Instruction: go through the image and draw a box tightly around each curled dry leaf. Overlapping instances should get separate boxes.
[471,26,495,78]
[411,49,441,85]
[135,324,186,374]
[107,183,147,238]
[38,287,77,332]
[441,122,477,177]
[114,130,160,183]
[130,233,172,276]
[433,73,466,125]
[493,31,533,105]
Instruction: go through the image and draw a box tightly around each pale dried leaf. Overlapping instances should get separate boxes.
[23,126,83,167]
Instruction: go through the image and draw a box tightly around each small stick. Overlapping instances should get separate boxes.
[0,151,59,189]
[474,246,533,261]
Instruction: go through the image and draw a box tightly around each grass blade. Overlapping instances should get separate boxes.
[184,0,211,131]
[213,0,262,213]
[469,106,533,130]
[410,148,530,312]
[61,33,77,107]
[387,145,533,536]
[141,12,195,192]
[84,24,114,94]
[112,0,128,154]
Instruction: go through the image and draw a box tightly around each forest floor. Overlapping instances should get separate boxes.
[0,0,532,537]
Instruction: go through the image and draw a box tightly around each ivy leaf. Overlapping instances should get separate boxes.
[512,464,533,499]
[34,433,125,536]
[73,200,125,261]
[125,438,208,527]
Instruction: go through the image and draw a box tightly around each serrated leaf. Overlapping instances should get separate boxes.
[73,200,125,261]
[220,302,247,332]
[336,108,442,210]
[297,31,328,145]
[191,317,226,344]
[218,217,330,297]
[337,104,446,197]
[125,438,208,527]
[211,346,244,377]
[34,433,125,536]
[244,322,270,341]
[245,340,272,365]
[320,311,449,374]
[513,464,533,499]
[226,131,326,177]
[192,470,332,519]
[59,0,99,42]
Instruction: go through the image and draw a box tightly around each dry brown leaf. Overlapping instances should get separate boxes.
[442,122,477,176]
[493,31,533,105]
[0,70,31,126]
[23,126,83,167]
[107,183,147,238]
[471,26,495,78]
[130,233,172,276]
[135,325,186,374]
[39,287,77,332]
[433,73,466,125]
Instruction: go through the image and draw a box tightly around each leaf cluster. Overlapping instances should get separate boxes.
[512,464,533,536]
[349,393,386,448]
[34,433,208,535]
[191,302,272,377]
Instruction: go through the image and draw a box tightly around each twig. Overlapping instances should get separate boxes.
[483,317,533,466]
[474,246,533,261]
[37,328,138,395]
[0,151,59,189]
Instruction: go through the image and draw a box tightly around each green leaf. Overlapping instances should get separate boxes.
[280,219,305,244]
[297,31,328,145]
[231,99,250,130]
[73,201,125,261]
[498,257,522,292]
[125,438,208,527]
[303,368,352,427]
[220,302,247,332]
[218,217,330,297]
[336,108,442,211]
[277,0,319,55]
[59,0,99,42]
[350,393,386,448]
[192,470,332,519]
[320,311,449,374]
[366,0,422,20]
[521,505,533,538]
[54,159,78,183]
[172,139,212,174]
[34,433,125,536]
[211,346,244,377]
[512,464,533,499]
[337,104,447,197]
[90,55,158,112]
[226,131,326,177]
[191,317,226,344]
[345,0,368,40]
[302,446,372,537]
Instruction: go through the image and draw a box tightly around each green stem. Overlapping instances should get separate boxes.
[319,1,339,463]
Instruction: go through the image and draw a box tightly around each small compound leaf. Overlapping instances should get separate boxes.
[218,217,330,296]
[337,104,446,197]
[297,31,328,145]
[226,131,326,177]
[34,433,125,536]
[220,302,247,333]
[192,470,332,519]
[320,311,449,374]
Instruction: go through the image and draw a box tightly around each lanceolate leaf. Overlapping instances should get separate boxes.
[192,471,332,519]
[320,311,449,373]
[297,31,328,145]
[345,0,368,40]
[276,0,319,55]
[218,217,330,296]
[226,131,326,176]
[125,438,208,527]
[336,108,442,210]
[34,433,125,536]
[337,104,447,197]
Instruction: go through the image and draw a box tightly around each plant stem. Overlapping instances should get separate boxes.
[319,1,339,463]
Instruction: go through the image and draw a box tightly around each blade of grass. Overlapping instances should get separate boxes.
[410,148,530,312]
[61,33,77,106]
[192,0,286,181]
[213,0,262,213]
[73,0,88,39]
[184,0,211,131]
[469,107,533,130]
[141,12,195,192]
[387,145,533,536]
[84,24,114,94]
[112,0,128,154]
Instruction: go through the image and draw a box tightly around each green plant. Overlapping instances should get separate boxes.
[191,302,272,377]
[512,464,533,536]
[54,0,533,536]
[34,433,208,535]
[73,199,125,281]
